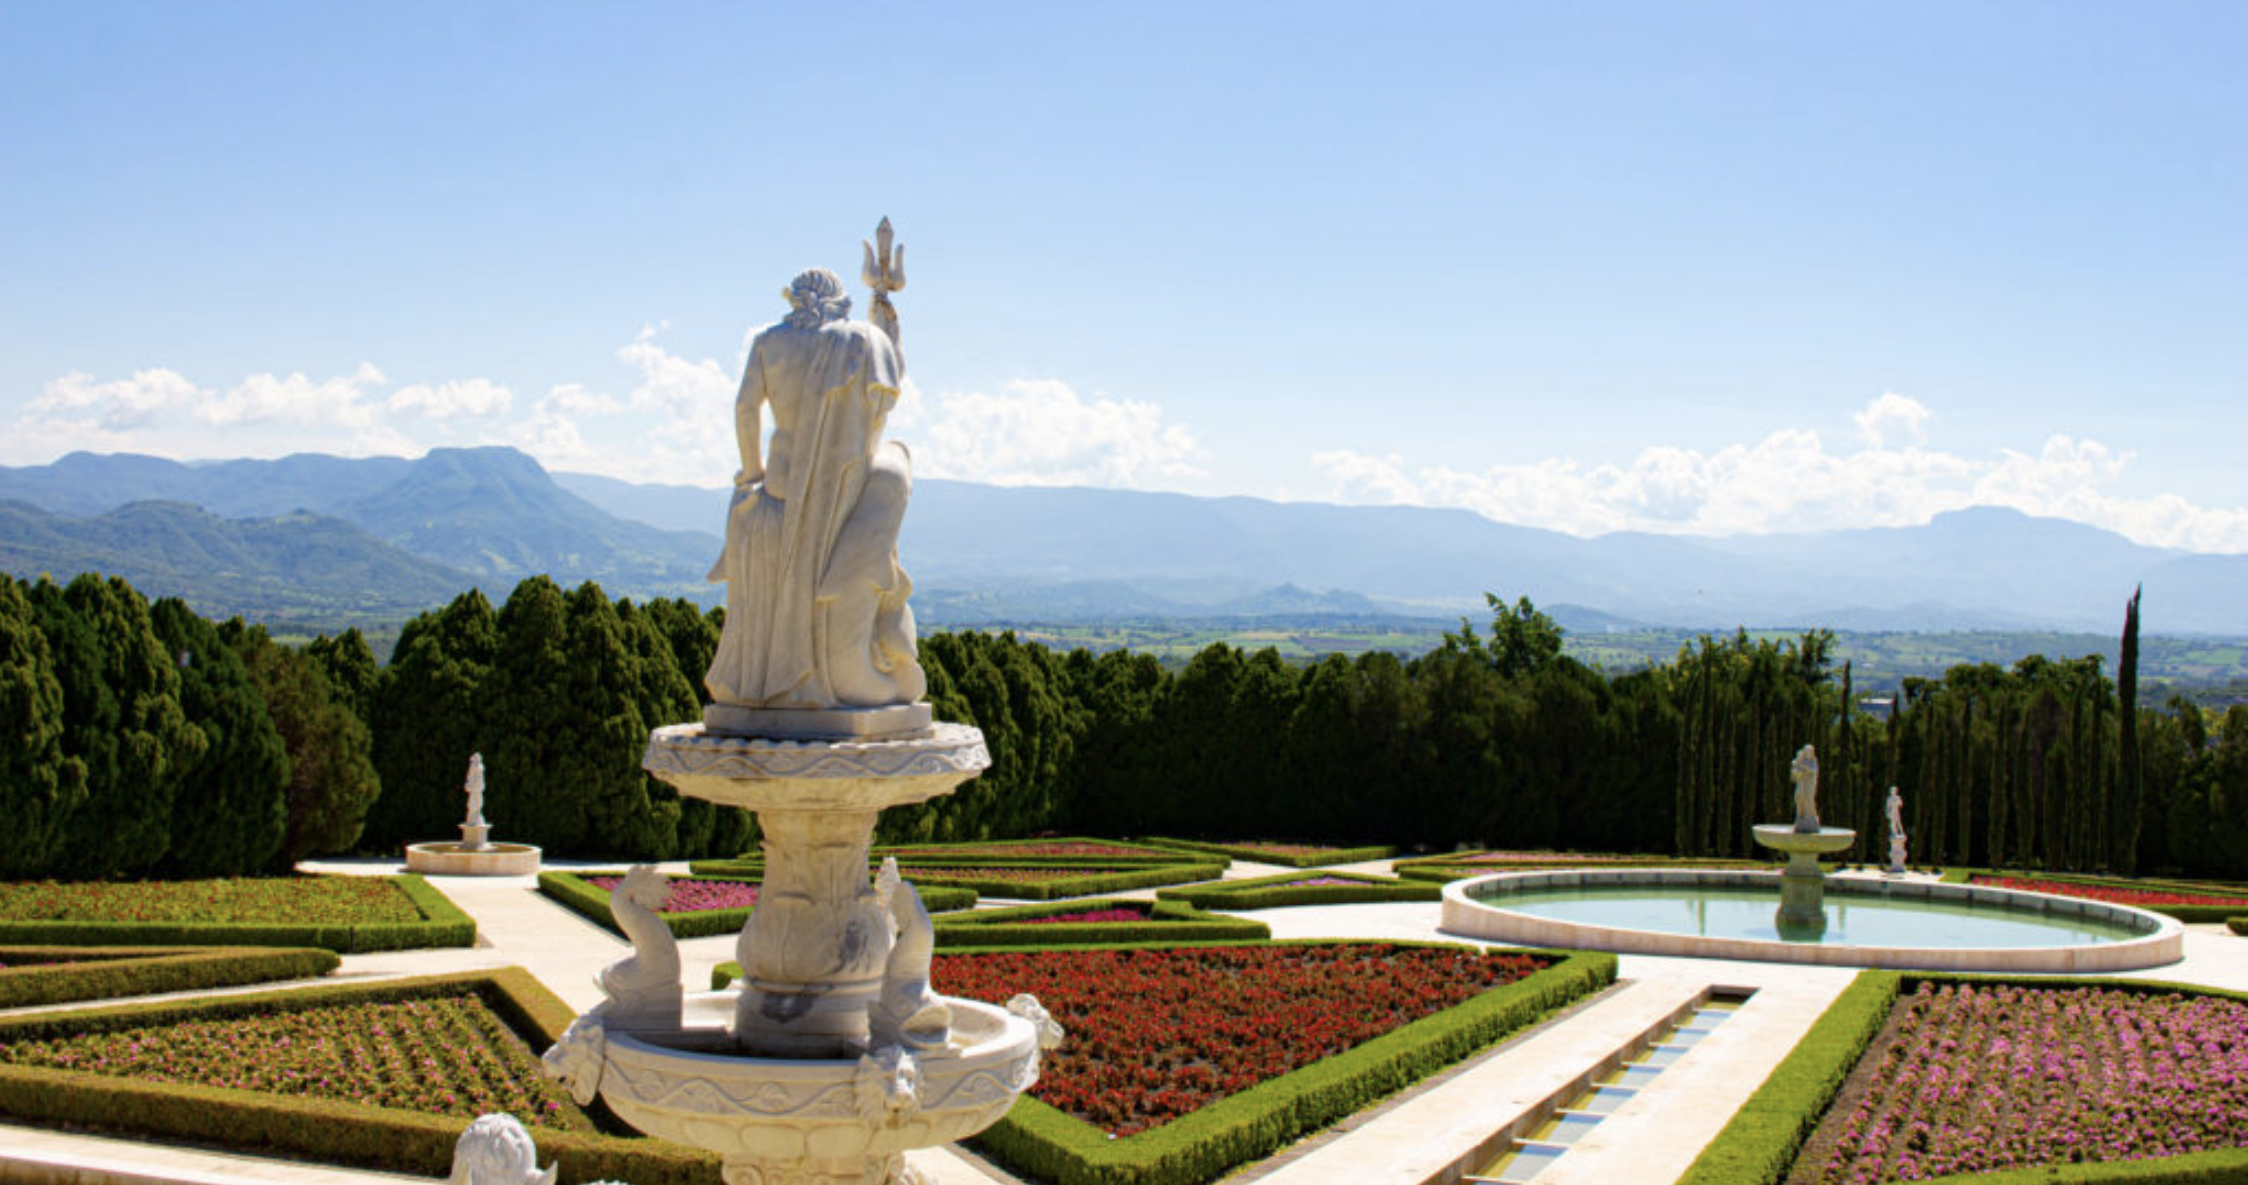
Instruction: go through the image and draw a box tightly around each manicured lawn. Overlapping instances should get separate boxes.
[1969,875,2248,909]
[581,875,759,912]
[1799,980,2248,1182]
[0,877,425,925]
[0,989,589,1130]
[935,943,1548,1136]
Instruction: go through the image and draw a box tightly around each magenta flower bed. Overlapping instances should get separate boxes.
[0,991,591,1130]
[1970,876,2248,909]
[583,876,759,913]
[1020,906,1152,925]
[1812,981,2248,1182]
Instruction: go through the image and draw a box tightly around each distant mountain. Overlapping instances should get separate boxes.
[0,499,472,628]
[5,450,2242,635]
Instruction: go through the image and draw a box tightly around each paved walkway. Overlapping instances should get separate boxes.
[9,857,2248,1185]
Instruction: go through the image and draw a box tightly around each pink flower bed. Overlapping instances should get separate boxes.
[1970,876,2248,909]
[1812,981,2248,1182]
[1228,842,1346,858]
[1020,906,1152,925]
[584,876,759,913]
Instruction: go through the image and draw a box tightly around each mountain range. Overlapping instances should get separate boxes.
[2,447,2242,636]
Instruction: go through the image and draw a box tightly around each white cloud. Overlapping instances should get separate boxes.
[1313,393,2248,552]
[388,378,513,419]
[30,368,204,429]
[198,363,387,427]
[905,378,1205,487]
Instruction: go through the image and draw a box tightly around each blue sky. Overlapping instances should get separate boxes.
[4,1,2243,550]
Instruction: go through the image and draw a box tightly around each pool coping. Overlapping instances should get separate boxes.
[1439,868,2184,972]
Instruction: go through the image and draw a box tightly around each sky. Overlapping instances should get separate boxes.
[3,1,2244,551]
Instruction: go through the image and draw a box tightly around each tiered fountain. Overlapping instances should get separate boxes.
[1748,744,1856,937]
[541,222,1057,1185]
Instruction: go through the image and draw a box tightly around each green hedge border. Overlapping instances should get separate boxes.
[0,967,723,1184]
[873,838,1197,867]
[1957,869,2248,923]
[692,861,1223,902]
[1678,971,2248,1185]
[2227,918,2248,936]
[1156,870,1440,909]
[1138,839,1397,868]
[932,897,1268,946]
[540,871,976,940]
[0,875,476,953]
[1393,857,1769,885]
[0,945,340,1009]
[959,939,1617,1185]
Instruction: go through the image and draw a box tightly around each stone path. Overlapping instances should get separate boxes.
[9,856,2248,1185]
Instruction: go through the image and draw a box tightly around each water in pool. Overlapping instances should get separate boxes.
[1474,883,2145,947]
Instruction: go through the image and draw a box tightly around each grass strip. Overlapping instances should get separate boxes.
[1137,839,1398,868]
[0,875,474,953]
[0,945,338,1008]
[1157,869,1439,909]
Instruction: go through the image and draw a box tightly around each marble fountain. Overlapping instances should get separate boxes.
[538,222,1058,1185]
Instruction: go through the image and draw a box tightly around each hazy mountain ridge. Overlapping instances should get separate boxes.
[3,449,2243,635]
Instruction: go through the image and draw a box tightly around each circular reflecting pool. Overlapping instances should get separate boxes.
[1440,869,2184,972]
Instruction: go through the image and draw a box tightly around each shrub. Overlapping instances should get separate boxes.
[932,897,1269,946]
[1157,870,1439,909]
[0,945,338,1008]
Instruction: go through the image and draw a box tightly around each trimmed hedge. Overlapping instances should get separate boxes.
[693,860,1223,902]
[0,945,339,1008]
[1138,839,1397,868]
[0,875,476,953]
[0,967,723,1184]
[1394,854,1770,885]
[2228,918,2248,936]
[541,871,976,940]
[936,898,1270,945]
[966,941,1617,1185]
[873,838,1199,867]
[1678,972,2248,1185]
[1156,869,1440,909]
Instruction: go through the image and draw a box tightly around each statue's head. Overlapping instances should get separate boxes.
[782,267,852,328]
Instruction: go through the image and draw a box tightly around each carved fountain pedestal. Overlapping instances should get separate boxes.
[542,720,1056,1185]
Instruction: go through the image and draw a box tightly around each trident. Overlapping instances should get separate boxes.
[862,217,905,349]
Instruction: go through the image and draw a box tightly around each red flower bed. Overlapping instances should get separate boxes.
[935,943,1547,1136]
[0,877,424,924]
[583,876,759,913]
[1811,981,2248,1182]
[1971,876,2248,908]
[0,991,590,1129]
[1019,906,1152,925]
[905,866,1141,886]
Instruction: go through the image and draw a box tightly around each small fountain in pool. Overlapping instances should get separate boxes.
[1748,744,1855,938]
[1440,743,2183,972]
[539,223,1057,1185]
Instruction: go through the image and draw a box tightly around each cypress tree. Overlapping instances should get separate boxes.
[224,621,383,864]
[0,575,80,877]
[305,628,381,724]
[365,589,497,851]
[2115,587,2143,873]
[483,577,583,850]
[150,599,288,876]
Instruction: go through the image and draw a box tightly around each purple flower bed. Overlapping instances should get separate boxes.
[1020,906,1153,925]
[584,876,759,913]
[1808,981,2248,1182]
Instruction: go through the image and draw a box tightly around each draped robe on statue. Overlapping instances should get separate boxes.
[705,314,926,710]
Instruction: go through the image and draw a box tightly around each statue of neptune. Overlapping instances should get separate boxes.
[704,244,927,718]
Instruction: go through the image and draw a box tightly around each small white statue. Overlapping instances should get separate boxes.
[1885,786,1908,874]
[1790,744,1821,833]
[870,857,951,1052]
[463,753,487,828]
[598,865,682,1031]
[449,1113,555,1185]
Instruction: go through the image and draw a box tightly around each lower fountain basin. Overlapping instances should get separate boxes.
[403,841,541,876]
[596,993,1039,1166]
[1440,869,2183,972]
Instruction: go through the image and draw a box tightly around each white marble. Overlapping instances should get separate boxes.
[449,1114,554,1185]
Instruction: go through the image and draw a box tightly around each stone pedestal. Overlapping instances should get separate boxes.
[460,823,491,851]
[1751,825,1856,937]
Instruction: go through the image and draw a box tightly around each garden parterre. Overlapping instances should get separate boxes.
[1802,980,2248,1183]
[1968,875,2248,910]
[582,875,759,913]
[0,877,425,924]
[933,942,1548,1136]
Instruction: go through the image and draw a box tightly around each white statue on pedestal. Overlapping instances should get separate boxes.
[1885,785,1908,874]
[463,753,486,828]
[704,226,926,717]
[1790,744,1821,833]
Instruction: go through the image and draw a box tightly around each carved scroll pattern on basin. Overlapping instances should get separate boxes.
[643,724,989,781]
[605,1059,859,1120]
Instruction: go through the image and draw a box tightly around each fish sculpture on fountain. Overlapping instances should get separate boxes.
[544,222,1059,1185]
